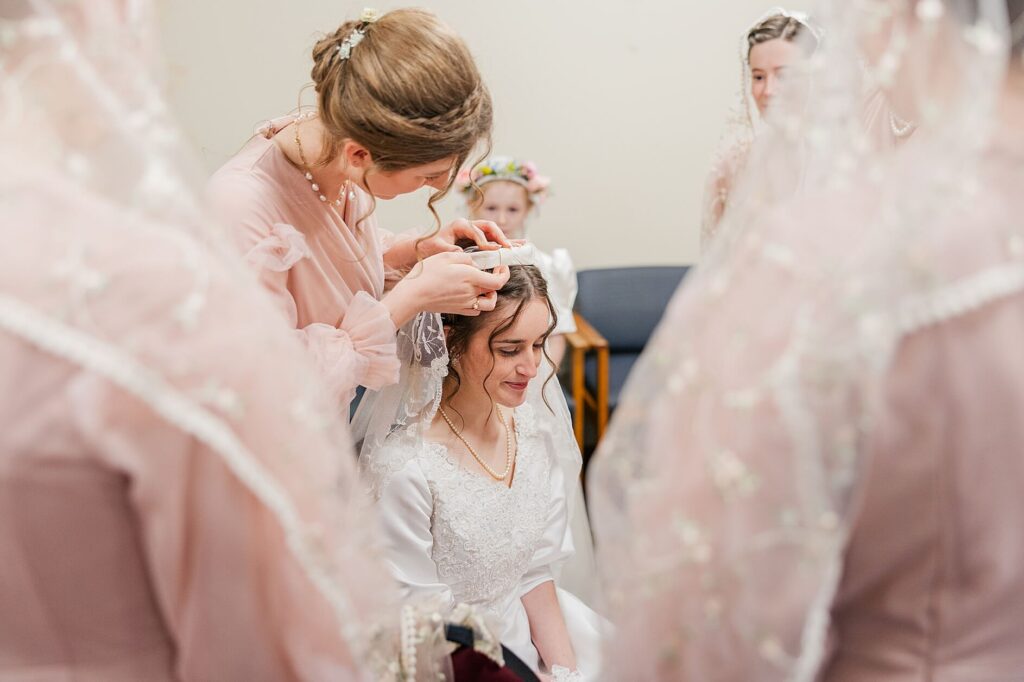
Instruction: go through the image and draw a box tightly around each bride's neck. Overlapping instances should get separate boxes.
[441,382,504,438]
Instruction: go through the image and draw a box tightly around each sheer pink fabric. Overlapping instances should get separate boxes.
[589,1,1024,678]
[0,3,397,678]
[593,132,1024,682]
[208,117,402,409]
[0,169,395,681]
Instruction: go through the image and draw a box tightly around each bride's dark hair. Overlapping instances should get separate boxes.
[442,265,557,422]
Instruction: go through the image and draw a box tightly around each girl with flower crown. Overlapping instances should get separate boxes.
[456,156,578,367]
[208,8,512,417]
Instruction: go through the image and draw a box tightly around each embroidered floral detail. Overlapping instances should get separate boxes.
[419,408,552,611]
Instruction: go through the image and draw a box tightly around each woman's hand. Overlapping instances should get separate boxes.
[383,252,510,328]
[417,219,513,258]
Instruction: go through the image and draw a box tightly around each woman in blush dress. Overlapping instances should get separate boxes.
[0,2,430,679]
[209,8,511,416]
[589,0,1024,679]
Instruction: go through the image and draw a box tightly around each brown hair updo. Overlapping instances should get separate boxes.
[746,13,816,61]
[310,8,493,229]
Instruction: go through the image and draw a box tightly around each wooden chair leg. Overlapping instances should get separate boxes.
[571,346,586,450]
[596,347,610,441]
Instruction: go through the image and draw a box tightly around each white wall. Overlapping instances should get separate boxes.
[158,1,808,269]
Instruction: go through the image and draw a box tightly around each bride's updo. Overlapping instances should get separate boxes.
[443,265,557,403]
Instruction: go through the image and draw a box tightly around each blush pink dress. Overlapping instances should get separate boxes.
[589,132,1024,679]
[0,164,396,680]
[208,116,402,410]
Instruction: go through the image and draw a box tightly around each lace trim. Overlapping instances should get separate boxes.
[899,264,1024,335]
[0,293,366,657]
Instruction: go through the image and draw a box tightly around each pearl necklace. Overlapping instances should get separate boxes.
[438,405,514,481]
[890,111,916,138]
[293,112,354,207]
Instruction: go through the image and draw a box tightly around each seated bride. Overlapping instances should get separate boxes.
[355,247,604,681]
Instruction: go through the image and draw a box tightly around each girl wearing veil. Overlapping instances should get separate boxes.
[700,8,818,251]
[355,250,606,681]
[590,0,1024,679]
[0,1,415,679]
[209,8,511,416]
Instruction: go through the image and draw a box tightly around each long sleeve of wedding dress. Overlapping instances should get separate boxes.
[376,455,456,610]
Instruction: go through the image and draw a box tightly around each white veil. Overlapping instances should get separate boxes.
[589,0,1017,679]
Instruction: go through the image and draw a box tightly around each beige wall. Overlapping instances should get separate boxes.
[158,1,808,269]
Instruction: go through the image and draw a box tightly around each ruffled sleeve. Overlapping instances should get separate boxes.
[375,226,411,289]
[209,180,400,408]
[302,291,400,407]
[245,222,313,273]
[376,454,456,610]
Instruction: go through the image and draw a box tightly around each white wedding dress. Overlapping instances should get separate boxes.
[374,401,605,679]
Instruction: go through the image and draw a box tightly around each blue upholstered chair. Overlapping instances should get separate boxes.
[565,266,690,447]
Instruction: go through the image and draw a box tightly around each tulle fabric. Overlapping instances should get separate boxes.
[208,115,402,412]
[589,1,1021,680]
[0,2,435,679]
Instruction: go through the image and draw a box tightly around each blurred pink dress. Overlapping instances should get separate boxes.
[0,170,395,681]
[0,4,394,678]
[208,118,402,409]
[590,39,1024,677]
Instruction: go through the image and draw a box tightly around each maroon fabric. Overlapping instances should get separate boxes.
[451,648,523,681]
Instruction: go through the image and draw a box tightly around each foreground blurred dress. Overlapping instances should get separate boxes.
[0,2,397,679]
[589,0,1024,679]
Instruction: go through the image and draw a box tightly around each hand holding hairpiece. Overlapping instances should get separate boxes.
[467,243,538,270]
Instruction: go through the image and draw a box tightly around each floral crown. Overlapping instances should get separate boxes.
[455,156,551,203]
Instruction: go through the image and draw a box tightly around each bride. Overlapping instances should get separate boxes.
[355,247,604,681]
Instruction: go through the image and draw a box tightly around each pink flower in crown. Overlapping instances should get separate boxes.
[522,161,538,180]
[526,174,551,202]
[455,167,474,193]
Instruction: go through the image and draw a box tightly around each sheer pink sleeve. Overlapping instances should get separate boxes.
[376,226,412,289]
[211,187,399,407]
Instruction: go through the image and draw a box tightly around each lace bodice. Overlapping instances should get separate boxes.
[421,416,552,610]
[374,404,570,622]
